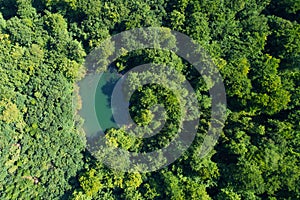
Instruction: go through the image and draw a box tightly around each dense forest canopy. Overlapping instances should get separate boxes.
[0,0,299,199]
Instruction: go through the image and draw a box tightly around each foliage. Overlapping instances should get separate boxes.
[0,0,299,199]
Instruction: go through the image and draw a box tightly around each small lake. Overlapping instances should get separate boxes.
[78,71,121,138]
[95,72,120,132]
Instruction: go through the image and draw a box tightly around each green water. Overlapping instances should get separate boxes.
[95,72,120,132]
[78,71,120,138]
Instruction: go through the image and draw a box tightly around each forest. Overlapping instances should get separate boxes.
[0,0,299,199]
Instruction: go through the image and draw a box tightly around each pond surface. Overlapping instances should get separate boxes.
[95,72,120,132]
[78,71,121,138]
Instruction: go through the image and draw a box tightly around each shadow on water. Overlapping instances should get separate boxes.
[101,77,118,108]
